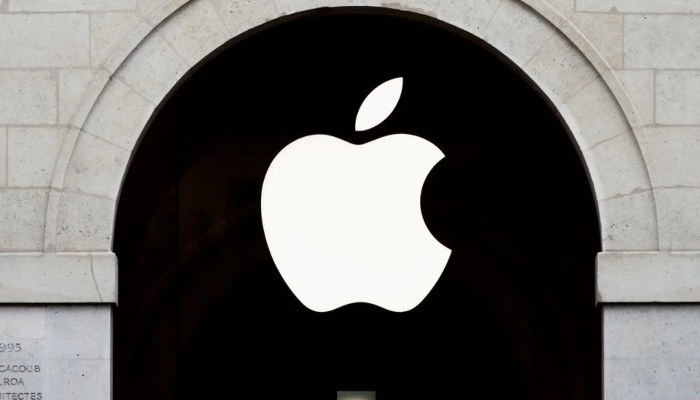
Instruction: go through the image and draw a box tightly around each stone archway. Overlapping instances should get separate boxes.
[47,0,656,257]
[1,2,698,400]
[18,2,675,399]
[110,8,605,399]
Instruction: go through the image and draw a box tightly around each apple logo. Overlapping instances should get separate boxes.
[261,77,452,312]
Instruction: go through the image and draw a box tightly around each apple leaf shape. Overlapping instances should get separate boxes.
[355,77,403,132]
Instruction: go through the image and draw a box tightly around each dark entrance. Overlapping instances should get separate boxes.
[114,8,601,400]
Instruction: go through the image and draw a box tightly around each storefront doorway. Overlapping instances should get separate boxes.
[113,8,601,400]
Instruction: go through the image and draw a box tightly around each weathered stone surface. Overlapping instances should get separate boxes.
[9,0,135,11]
[606,357,700,400]
[90,12,145,68]
[8,127,65,188]
[570,12,623,69]
[63,133,130,200]
[59,69,99,125]
[482,0,557,67]
[559,77,630,151]
[598,252,700,302]
[155,0,229,66]
[81,78,154,149]
[211,0,277,36]
[436,0,502,37]
[49,359,111,399]
[583,130,650,201]
[0,189,49,251]
[56,191,115,252]
[656,188,700,251]
[0,128,6,187]
[656,71,700,125]
[544,0,574,16]
[137,0,173,18]
[647,127,700,188]
[114,30,189,104]
[523,31,599,105]
[0,253,117,303]
[0,306,112,400]
[625,15,700,69]
[0,14,89,68]
[616,70,655,126]
[0,71,56,125]
[380,0,441,16]
[604,306,700,400]
[578,0,700,13]
[274,0,381,15]
[599,190,657,251]
[62,69,111,128]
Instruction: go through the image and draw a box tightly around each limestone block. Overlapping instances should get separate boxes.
[647,127,700,188]
[656,188,700,251]
[0,307,45,336]
[0,128,6,187]
[63,133,130,200]
[90,253,118,303]
[543,0,574,17]
[599,190,657,251]
[578,0,700,13]
[583,131,650,201]
[0,306,112,400]
[569,12,623,69]
[436,0,503,38]
[656,71,700,126]
[101,18,155,74]
[8,127,65,188]
[604,306,700,400]
[605,305,700,357]
[616,70,654,127]
[82,78,154,150]
[59,69,99,125]
[0,189,49,251]
[0,14,89,68]
[625,15,700,69]
[0,71,56,125]
[210,0,277,37]
[155,0,230,66]
[45,306,111,358]
[605,357,700,400]
[9,0,135,11]
[62,69,111,128]
[0,253,117,303]
[90,12,146,68]
[274,0,381,16]
[48,359,111,399]
[138,0,175,19]
[56,192,115,252]
[380,0,441,16]
[558,77,630,151]
[522,32,598,106]
[114,30,189,105]
[482,0,557,67]
[597,252,700,303]
[274,0,326,14]
[140,0,188,24]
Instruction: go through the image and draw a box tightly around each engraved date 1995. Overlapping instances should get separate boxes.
[0,343,21,352]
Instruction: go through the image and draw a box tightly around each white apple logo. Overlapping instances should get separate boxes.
[261,77,451,312]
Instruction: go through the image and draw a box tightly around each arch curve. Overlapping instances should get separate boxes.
[46,0,659,253]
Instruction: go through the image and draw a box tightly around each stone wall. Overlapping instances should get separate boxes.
[0,0,699,398]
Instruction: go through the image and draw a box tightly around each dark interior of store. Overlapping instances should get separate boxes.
[114,8,602,400]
